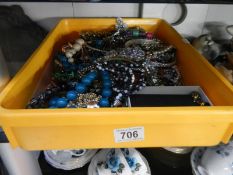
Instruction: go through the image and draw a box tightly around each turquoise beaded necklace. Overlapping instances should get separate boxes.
[48,70,112,108]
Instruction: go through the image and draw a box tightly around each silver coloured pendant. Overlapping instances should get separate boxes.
[116,17,128,32]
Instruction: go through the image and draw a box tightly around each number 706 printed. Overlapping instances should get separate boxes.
[114,127,144,143]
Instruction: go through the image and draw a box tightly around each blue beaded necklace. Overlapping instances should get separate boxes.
[49,70,112,108]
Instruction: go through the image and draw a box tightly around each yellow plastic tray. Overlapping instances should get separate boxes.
[1,18,233,151]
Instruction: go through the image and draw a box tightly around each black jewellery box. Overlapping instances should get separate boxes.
[128,86,213,107]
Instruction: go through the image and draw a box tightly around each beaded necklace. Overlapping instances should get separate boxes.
[48,70,112,108]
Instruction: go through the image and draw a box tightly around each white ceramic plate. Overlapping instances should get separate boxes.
[44,149,98,170]
[88,149,151,175]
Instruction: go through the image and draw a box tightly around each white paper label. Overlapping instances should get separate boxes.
[114,126,144,143]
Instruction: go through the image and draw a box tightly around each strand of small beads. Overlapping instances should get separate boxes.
[96,60,146,107]
[146,66,181,86]
[125,39,177,65]
[151,46,176,64]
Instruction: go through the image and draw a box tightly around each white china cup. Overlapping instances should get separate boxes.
[197,141,233,175]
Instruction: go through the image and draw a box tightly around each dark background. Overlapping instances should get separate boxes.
[1,0,233,4]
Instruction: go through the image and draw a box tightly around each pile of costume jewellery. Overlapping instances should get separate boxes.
[27,18,181,109]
